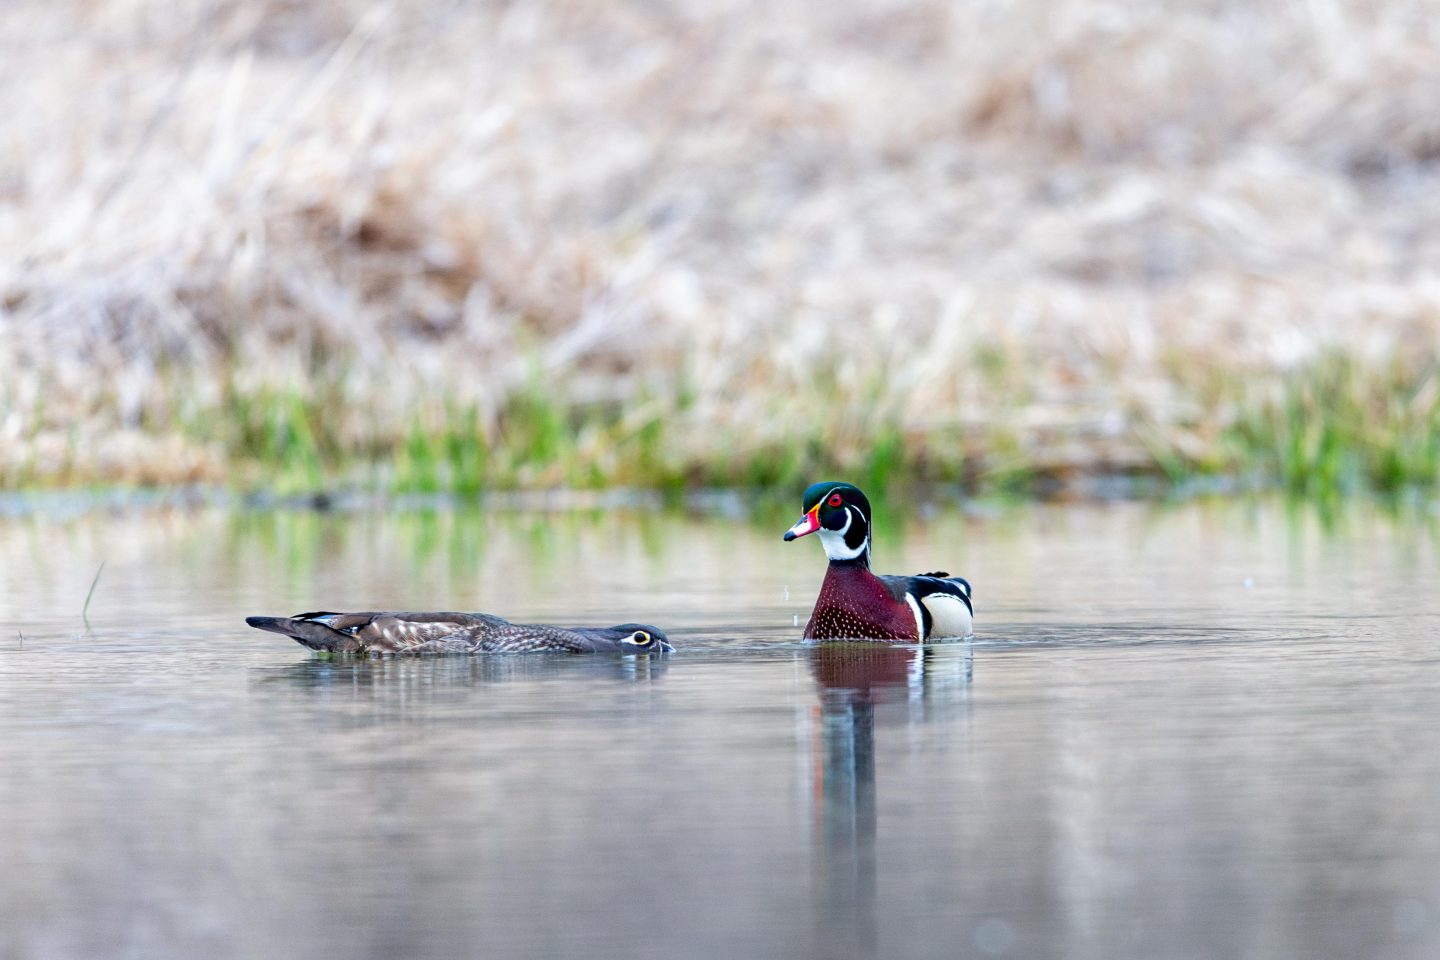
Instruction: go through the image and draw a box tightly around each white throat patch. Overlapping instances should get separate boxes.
[817,506,868,562]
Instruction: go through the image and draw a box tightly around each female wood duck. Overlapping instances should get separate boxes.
[246,610,673,655]
[783,481,973,642]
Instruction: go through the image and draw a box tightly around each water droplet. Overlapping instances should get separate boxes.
[1395,898,1427,935]
[974,918,1015,955]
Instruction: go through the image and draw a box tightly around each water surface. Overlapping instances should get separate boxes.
[2,500,1438,959]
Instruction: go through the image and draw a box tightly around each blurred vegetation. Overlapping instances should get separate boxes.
[2,0,1440,500]
[1223,355,1440,498]
[22,349,1421,500]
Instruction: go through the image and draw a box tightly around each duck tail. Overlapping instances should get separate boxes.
[245,615,345,652]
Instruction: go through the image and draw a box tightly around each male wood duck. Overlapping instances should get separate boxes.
[783,481,973,641]
[246,611,673,655]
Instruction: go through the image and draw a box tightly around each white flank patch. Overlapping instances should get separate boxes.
[921,593,974,639]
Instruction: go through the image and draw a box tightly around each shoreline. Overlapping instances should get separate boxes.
[6,349,1438,499]
[1,474,1433,523]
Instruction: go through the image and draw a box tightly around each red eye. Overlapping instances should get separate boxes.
[827,493,843,507]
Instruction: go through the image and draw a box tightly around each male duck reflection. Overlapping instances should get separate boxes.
[246,611,673,656]
[784,481,973,641]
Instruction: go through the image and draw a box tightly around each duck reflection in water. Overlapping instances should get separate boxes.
[252,648,670,701]
[807,641,973,960]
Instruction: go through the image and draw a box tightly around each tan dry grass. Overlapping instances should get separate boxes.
[2,0,1440,487]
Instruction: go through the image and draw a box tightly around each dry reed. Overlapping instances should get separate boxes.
[2,0,1439,493]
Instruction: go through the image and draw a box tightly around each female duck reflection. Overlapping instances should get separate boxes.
[805,641,973,959]
[251,645,671,696]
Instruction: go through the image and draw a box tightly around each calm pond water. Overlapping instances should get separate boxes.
[2,498,1439,960]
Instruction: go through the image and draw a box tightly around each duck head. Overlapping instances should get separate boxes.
[602,624,674,653]
[782,481,872,566]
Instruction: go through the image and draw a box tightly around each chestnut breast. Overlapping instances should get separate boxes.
[805,565,919,641]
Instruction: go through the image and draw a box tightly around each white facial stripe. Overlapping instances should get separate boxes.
[817,509,867,561]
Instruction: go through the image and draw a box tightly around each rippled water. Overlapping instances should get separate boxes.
[2,499,1439,960]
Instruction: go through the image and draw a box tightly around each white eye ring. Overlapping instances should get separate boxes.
[627,631,652,645]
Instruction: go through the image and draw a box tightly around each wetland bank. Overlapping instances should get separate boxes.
[4,0,1440,498]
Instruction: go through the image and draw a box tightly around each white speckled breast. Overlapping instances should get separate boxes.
[804,565,919,641]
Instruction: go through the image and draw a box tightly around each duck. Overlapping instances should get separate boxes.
[783,481,973,641]
[245,610,673,655]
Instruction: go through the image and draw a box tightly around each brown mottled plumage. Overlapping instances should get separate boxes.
[245,611,672,655]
